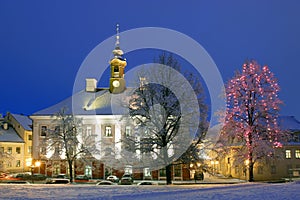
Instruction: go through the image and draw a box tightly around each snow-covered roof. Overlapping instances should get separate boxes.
[278,116,300,131]
[11,114,32,131]
[0,126,24,143]
[33,89,133,116]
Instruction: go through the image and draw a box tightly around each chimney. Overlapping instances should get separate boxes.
[86,78,97,92]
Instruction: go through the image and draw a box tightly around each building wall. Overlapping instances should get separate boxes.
[30,114,192,180]
[217,144,300,181]
[0,142,25,173]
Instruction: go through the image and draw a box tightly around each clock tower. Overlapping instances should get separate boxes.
[109,24,126,94]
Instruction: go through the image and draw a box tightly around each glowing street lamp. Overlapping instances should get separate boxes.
[26,160,41,183]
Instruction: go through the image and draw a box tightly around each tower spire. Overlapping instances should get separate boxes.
[112,23,124,57]
[115,23,120,49]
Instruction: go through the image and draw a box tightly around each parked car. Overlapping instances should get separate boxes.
[96,180,116,185]
[106,175,119,183]
[120,174,134,185]
[45,178,70,184]
[75,175,89,181]
[53,174,69,179]
[137,181,158,185]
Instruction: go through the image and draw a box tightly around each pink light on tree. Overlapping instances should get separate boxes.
[221,60,284,182]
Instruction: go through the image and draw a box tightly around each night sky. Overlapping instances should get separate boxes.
[0,0,299,120]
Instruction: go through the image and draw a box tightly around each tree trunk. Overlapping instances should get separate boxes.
[68,160,73,183]
[248,161,254,182]
[166,164,172,185]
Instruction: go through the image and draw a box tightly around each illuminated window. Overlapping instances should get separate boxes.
[286,150,292,159]
[295,150,300,159]
[105,126,112,137]
[16,160,21,167]
[16,147,21,154]
[86,127,92,136]
[28,146,32,154]
[28,134,32,140]
[174,165,182,177]
[7,147,12,154]
[125,126,131,137]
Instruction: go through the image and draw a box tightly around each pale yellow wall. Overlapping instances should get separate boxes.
[0,142,25,173]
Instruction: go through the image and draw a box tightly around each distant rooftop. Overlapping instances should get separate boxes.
[278,116,300,131]
[11,113,32,131]
[0,125,24,143]
[32,89,133,116]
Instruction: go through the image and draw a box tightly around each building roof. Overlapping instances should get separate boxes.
[0,126,24,143]
[11,114,32,131]
[32,89,133,116]
[278,116,300,131]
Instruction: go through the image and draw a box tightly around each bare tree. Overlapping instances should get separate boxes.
[122,53,207,184]
[45,108,98,182]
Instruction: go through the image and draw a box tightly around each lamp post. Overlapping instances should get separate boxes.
[26,160,41,184]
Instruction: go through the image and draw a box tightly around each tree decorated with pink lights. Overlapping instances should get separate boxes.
[220,60,284,182]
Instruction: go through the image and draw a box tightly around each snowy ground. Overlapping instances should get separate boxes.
[0,182,299,200]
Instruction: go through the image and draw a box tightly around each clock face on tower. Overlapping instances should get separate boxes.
[112,80,120,88]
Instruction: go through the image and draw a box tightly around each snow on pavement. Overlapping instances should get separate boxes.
[0,182,299,200]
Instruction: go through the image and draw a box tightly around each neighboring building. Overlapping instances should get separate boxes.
[215,116,300,181]
[0,116,25,173]
[6,113,33,170]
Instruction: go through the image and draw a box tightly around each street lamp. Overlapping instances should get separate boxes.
[26,160,41,184]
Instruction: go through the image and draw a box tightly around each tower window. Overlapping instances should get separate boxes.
[114,66,119,72]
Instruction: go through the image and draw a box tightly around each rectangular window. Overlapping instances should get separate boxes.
[16,160,21,167]
[28,134,32,141]
[41,126,47,137]
[125,126,131,137]
[271,165,277,174]
[287,164,293,175]
[295,150,300,159]
[286,150,292,159]
[257,166,263,174]
[40,147,46,155]
[16,147,21,154]
[28,146,32,154]
[174,165,182,177]
[159,168,166,177]
[7,162,12,168]
[105,126,112,137]
[86,126,92,136]
[0,147,4,153]
[7,147,12,154]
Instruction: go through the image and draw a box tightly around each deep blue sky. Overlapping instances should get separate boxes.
[0,0,300,120]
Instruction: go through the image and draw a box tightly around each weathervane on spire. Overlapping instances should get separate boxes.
[115,23,120,48]
[113,23,124,58]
